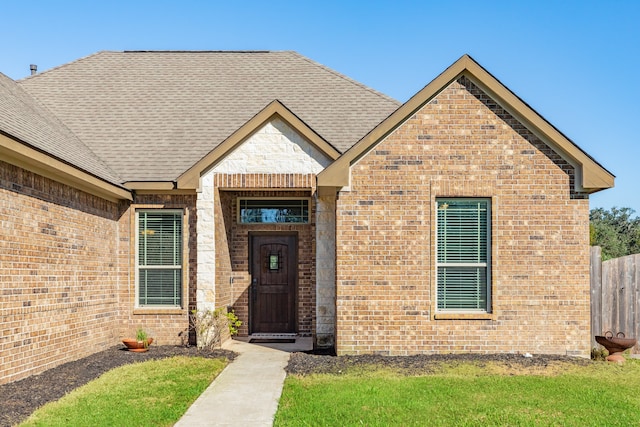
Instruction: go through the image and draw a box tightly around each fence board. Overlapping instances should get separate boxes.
[590,246,602,349]
[635,256,640,345]
[591,247,640,353]
[618,257,626,335]
[623,256,635,338]
[602,260,614,333]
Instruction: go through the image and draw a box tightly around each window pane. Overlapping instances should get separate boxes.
[239,199,309,223]
[138,212,182,266]
[437,267,487,310]
[138,268,182,306]
[437,200,487,264]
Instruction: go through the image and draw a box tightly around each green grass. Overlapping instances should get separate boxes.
[20,356,227,427]
[275,359,640,426]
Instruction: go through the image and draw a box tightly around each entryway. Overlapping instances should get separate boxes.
[249,233,297,334]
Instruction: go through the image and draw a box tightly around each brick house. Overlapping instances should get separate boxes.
[0,52,613,384]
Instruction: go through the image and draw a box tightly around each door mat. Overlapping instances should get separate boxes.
[249,338,296,343]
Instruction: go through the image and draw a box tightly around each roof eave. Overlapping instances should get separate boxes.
[124,181,175,191]
[0,132,132,202]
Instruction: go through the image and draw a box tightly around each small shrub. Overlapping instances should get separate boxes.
[591,347,608,361]
[190,307,242,349]
[226,310,242,336]
[190,308,226,349]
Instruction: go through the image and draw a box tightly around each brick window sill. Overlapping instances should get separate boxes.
[434,313,494,320]
[133,308,185,316]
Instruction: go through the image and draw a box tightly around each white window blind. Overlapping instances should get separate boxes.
[137,211,182,307]
[437,199,490,311]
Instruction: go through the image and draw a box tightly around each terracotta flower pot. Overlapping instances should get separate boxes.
[122,337,154,352]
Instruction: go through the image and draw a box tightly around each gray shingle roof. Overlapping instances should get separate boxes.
[18,51,400,182]
[0,72,122,184]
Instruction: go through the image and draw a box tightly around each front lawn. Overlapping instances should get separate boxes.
[20,356,227,427]
[275,358,640,426]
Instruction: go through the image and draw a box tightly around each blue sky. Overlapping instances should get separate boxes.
[1,1,637,212]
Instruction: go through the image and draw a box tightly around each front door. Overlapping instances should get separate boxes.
[250,234,297,333]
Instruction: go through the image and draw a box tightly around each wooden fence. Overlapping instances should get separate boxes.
[590,246,640,352]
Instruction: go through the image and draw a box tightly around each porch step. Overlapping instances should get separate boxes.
[249,333,297,338]
[248,333,297,343]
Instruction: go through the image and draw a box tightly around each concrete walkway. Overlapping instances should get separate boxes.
[174,337,311,426]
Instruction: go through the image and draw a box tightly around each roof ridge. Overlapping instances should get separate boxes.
[289,51,401,106]
[123,50,273,53]
[18,51,116,82]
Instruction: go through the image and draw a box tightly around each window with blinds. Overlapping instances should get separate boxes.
[436,199,490,311]
[137,210,183,307]
[238,198,309,224]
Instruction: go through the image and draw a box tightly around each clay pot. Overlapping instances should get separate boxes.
[606,354,626,363]
[122,337,154,352]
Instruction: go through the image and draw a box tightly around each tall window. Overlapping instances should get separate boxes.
[137,210,183,307]
[437,199,490,311]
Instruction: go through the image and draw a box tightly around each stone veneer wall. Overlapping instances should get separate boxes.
[316,195,336,347]
[211,118,332,174]
[335,77,591,357]
[197,172,217,313]
[197,117,331,344]
[0,161,122,384]
[197,119,329,315]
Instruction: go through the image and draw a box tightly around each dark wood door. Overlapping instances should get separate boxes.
[250,234,297,333]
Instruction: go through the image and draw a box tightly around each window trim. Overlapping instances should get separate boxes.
[135,209,185,309]
[435,198,492,313]
[237,197,311,224]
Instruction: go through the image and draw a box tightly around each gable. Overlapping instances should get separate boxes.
[317,55,614,194]
[348,75,580,197]
[212,117,333,174]
[177,100,339,189]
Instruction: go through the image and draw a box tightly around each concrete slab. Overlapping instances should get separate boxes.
[174,337,308,426]
[235,335,313,353]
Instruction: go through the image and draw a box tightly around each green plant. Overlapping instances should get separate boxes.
[136,327,149,348]
[590,206,640,260]
[136,328,148,341]
[189,308,243,348]
[591,347,608,361]
[226,310,242,336]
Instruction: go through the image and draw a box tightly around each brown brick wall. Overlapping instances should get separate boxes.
[213,173,316,191]
[335,77,591,357]
[215,189,316,337]
[214,188,233,309]
[118,194,197,346]
[0,161,122,384]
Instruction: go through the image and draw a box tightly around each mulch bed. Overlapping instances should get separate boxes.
[1,345,591,427]
[287,351,591,376]
[0,345,236,427]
